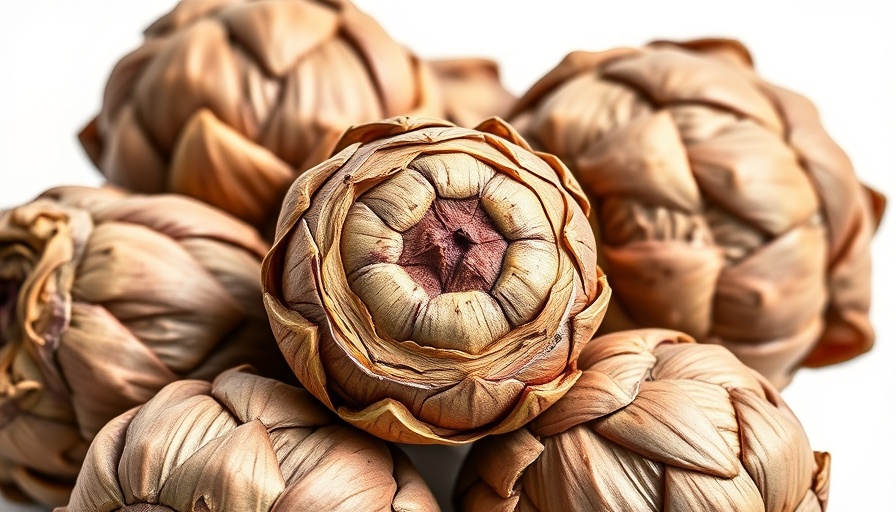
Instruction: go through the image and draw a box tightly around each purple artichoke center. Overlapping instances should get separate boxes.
[398,197,508,297]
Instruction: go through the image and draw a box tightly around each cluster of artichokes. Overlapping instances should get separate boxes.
[0,1,883,511]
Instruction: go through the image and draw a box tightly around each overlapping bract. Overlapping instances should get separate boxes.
[79,0,443,233]
[456,329,831,511]
[262,116,610,444]
[512,39,885,388]
[0,186,286,506]
[57,368,439,512]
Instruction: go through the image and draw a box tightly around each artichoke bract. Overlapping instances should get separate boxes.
[456,329,831,512]
[57,368,439,512]
[79,0,443,233]
[262,117,610,444]
[512,39,886,388]
[0,186,287,506]
[431,58,517,129]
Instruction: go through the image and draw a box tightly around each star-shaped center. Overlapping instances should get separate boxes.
[398,197,508,297]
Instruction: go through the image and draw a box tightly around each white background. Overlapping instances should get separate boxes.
[0,1,893,510]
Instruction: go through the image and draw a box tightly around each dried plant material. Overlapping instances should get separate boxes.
[0,186,289,507]
[512,39,886,388]
[56,367,439,512]
[262,116,610,444]
[431,59,517,128]
[79,0,444,235]
[455,329,831,512]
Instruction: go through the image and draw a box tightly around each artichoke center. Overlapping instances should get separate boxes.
[398,197,507,297]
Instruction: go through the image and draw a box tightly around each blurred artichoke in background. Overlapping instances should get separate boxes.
[456,329,831,511]
[58,368,439,512]
[79,0,443,234]
[431,58,516,128]
[0,186,287,506]
[263,116,610,444]
[512,38,886,388]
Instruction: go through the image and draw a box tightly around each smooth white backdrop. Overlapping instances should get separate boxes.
[0,1,893,510]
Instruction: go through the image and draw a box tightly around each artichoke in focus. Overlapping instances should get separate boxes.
[512,38,886,388]
[262,116,610,444]
[79,0,443,233]
[0,186,287,506]
[57,367,439,512]
[456,329,831,511]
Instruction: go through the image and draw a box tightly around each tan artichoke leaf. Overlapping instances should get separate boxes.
[664,465,764,512]
[730,387,815,512]
[592,380,739,478]
[158,420,286,512]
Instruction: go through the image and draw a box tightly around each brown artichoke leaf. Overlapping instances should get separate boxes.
[271,428,395,512]
[730,387,814,512]
[360,168,435,233]
[93,105,168,193]
[457,480,518,512]
[713,222,827,341]
[593,380,739,478]
[688,120,819,235]
[602,240,724,338]
[576,110,701,213]
[158,420,285,512]
[664,465,763,512]
[144,0,236,35]
[118,381,236,503]
[491,240,558,328]
[71,223,244,373]
[525,426,663,512]
[134,19,243,153]
[650,343,763,395]
[220,0,338,77]
[340,202,403,277]
[211,368,332,431]
[462,428,543,499]
[391,448,441,512]
[417,377,525,431]
[169,108,294,227]
[603,49,782,133]
[410,152,495,199]
[63,408,137,512]
[59,303,178,438]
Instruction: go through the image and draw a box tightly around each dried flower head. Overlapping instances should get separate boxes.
[456,329,831,512]
[431,58,517,128]
[79,0,443,233]
[0,186,286,506]
[512,38,886,388]
[262,117,610,444]
[57,367,439,512]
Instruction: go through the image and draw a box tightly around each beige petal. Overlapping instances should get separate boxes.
[340,202,403,277]
[158,420,285,511]
[492,240,558,327]
[480,173,553,241]
[390,447,441,512]
[412,291,510,353]
[593,380,739,478]
[409,152,495,199]
[458,480,518,512]
[221,0,338,76]
[168,108,295,227]
[431,58,516,129]
[650,343,764,395]
[144,0,236,35]
[97,104,167,193]
[361,169,436,232]
[576,110,701,212]
[462,429,543,499]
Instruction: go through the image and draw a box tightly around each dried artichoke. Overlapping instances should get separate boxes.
[262,116,610,444]
[512,38,886,388]
[0,186,286,506]
[431,58,516,128]
[456,329,831,511]
[79,0,443,233]
[57,367,439,512]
